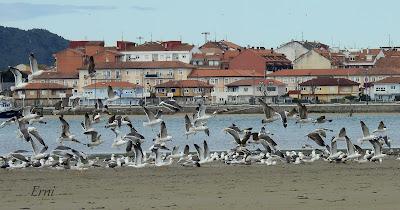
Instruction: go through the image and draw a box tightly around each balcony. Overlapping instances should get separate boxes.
[144,73,174,79]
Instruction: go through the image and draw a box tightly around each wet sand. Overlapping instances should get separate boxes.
[1,159,400,210]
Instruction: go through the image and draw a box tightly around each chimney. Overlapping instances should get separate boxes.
[270,48,274,54]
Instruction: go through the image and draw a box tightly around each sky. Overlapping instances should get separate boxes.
[0,0,399,49]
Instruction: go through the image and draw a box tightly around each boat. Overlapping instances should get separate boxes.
[0,96,21,119]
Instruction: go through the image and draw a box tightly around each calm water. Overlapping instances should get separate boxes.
[0,113,398,155]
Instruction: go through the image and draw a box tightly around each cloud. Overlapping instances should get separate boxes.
[0,2,116,21]
[130,5,156,11]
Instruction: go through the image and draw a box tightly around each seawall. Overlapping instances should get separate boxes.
[41,103,400,115]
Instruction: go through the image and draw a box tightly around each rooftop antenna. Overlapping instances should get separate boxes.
[388,34,391,48]
[137,36,144,45]
[225,34,228,41]
[201,32,210,44]
[121,32,124,41]
[150,33,153,42]
[301,32,304,42]
[214,31,217,42]
[179,35,182,42]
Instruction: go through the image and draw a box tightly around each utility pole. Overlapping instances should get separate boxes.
[201,32,210,44]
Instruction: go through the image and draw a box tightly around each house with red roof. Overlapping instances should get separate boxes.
[267,68,400,92]
[77,61,195,97]
[188,69,264,103]
[371,77,400,101]
[154,80,213,104]
[120,41,199,64]
[13,82,72,106]
[224,79,286,104]
[82,81,143,105]
[299,78,359,102]
[228,49,292,75]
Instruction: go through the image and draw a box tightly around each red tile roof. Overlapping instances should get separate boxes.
[16,83,71,90]
[188,69,265,78]
[299,78,359,86]
[155,80,213,88]
[84,81,142,89]
[288,90,301,94]
[374,77,400,84]
[268,68,400,77]
[78,61,194,70]
[226,79,285,87]
[123,41,194,52]
[33,71,79,79]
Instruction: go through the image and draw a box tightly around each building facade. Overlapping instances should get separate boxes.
[224,79,286,104]
[155,80,213,104]
[299,78,359,103]
[371,77,400,101]
[82,81,143,105]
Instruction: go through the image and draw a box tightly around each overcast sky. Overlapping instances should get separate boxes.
[1,0,399,49]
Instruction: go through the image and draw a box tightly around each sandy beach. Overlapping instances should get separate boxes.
[1,158,400,210]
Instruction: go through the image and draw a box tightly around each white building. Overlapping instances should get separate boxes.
[225,79,286,104]
[82,81,143,105]
[275,40,329,62]
[120,41,200,64]
[371,77,400,101]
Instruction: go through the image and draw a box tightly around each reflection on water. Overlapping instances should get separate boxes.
[0,113,398,155]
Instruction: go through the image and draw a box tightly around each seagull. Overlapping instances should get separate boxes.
[131,143,148,168]
[193,103,211,123]
[344,136,361,161]
[358,121,376,144]
[0,117,17,128]
[106,85,120,103]
[52,100,66,115]
[28,127,47,147]
[332,127,347,142]
[184,114,196,137]
[58,116,81,144]
[296,102,313,123]
[83,130,103,147]
[223,127,252,148]
[105,115,118,128]
[111,128,128,148]
[154,148,173,166]
[17,118,32,142]
[328,137,344,161]
[159,99,182,112]
[369,138,387,162]
[28,53,44,79]
[29,135,49,160]
[306,131,330,151]
[212,108,230,115]
[95,99,110,115]
[372,121,387,134]
[81,113,94,132]
[155,121,172,142]
[258,98,280,124]
[8,66,27,91]
[194,140,212,163]
[277,110,288,128]
[313,115,332,124]
[142,106,163,127]
[69,97,80,112]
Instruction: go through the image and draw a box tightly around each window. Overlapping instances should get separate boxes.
[126,70,129,75]
[179,70,183,75]
[224,78,229,84]
[41,90,47,95]
[184,89,189,93]
[136,80,140,85]
[391,86,396,90]
[171,88,176,93]
[266,86,276,91]
[301,87,306,90]
[243,87,248,92]
[29,90,35,96]
[376,87,386,92]
[116,70,121,79]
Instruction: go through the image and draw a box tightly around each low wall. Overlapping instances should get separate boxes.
[41,103,400,115]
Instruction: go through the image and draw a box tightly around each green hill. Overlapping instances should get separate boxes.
[0,26,69,70]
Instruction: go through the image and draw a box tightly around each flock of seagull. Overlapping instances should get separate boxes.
[1,55,399,169]
[0,94,398,170]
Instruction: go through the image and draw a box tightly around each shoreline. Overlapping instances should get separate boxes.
[39,103,400,115]
[2,158,400,210]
